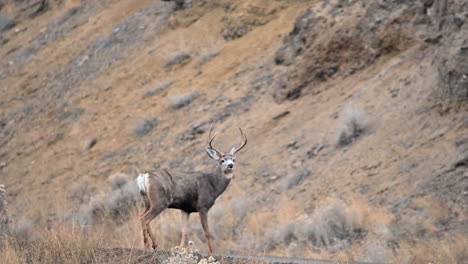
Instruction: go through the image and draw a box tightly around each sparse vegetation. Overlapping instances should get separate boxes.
[336,107,368,147]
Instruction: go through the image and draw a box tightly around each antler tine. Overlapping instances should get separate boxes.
[207,124,221,153]
[233,127,247,155]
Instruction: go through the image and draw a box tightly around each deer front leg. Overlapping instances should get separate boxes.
[179,211,190,249]
[199,211,213,255]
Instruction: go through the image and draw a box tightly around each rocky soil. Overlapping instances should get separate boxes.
[1,0,467,263]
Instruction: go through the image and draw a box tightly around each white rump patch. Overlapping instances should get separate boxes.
[136,173,149,193]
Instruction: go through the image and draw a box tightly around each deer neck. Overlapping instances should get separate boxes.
[206,166,233,197]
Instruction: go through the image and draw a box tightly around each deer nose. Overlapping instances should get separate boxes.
[227,164,233,169]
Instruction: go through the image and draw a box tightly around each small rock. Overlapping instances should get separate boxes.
[0,162,6,169]
[453,14,465,27]
[272,111,290,120]
[86,139,98,150]
[286,140,298,149]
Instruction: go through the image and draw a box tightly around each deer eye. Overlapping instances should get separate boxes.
[233,159,235,162]
[221,159,225,163]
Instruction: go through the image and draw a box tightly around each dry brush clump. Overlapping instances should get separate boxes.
[302,203,366,251]
[76,174,140,226]
[262,201,367,255]
[336,107,369,147]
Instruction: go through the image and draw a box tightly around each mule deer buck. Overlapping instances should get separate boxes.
[136,126,247,255]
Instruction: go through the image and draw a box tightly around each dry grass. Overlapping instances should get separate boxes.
[395,236,468,264]
[0,226,103,264]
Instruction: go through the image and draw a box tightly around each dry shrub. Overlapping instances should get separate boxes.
[134,118,159,138]
[302,203,364,251]
[78,174,139,225]
[70,177,96,205]
[336,107,368,147]
[168,92,200,109]
[263,200,366,254]
[9,218,35,243]
[264,222,298,251]
[358,241,393,263]
[0,227,103,264]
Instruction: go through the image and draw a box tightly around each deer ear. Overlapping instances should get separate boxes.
[228,146,237,155]
[206,148,220,160]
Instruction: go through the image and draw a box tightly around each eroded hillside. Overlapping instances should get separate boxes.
[1,0,467,263]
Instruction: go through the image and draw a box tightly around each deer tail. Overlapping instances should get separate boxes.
[136,173,149,196]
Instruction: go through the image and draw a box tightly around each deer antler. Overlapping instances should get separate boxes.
[232,128,247,155]
[207,124,222,154]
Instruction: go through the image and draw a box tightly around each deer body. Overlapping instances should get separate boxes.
[137,127,246,255]
[137,169,231,213]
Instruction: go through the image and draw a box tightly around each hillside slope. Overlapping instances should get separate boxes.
[1,0,467,263]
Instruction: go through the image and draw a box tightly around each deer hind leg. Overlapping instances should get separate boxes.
[179,211,190,248]
[140,217,151,251]
[139,193,152,250]
[141,203,167,251]
[140,193,151,217]
[199,211,213,256]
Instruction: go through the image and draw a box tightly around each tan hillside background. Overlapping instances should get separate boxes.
[0,0,467,263]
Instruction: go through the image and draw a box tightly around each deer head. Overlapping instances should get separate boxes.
[205,125,247,175]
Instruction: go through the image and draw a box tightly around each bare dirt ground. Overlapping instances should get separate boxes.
[96,248,375,264]
[1,0,467,263]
